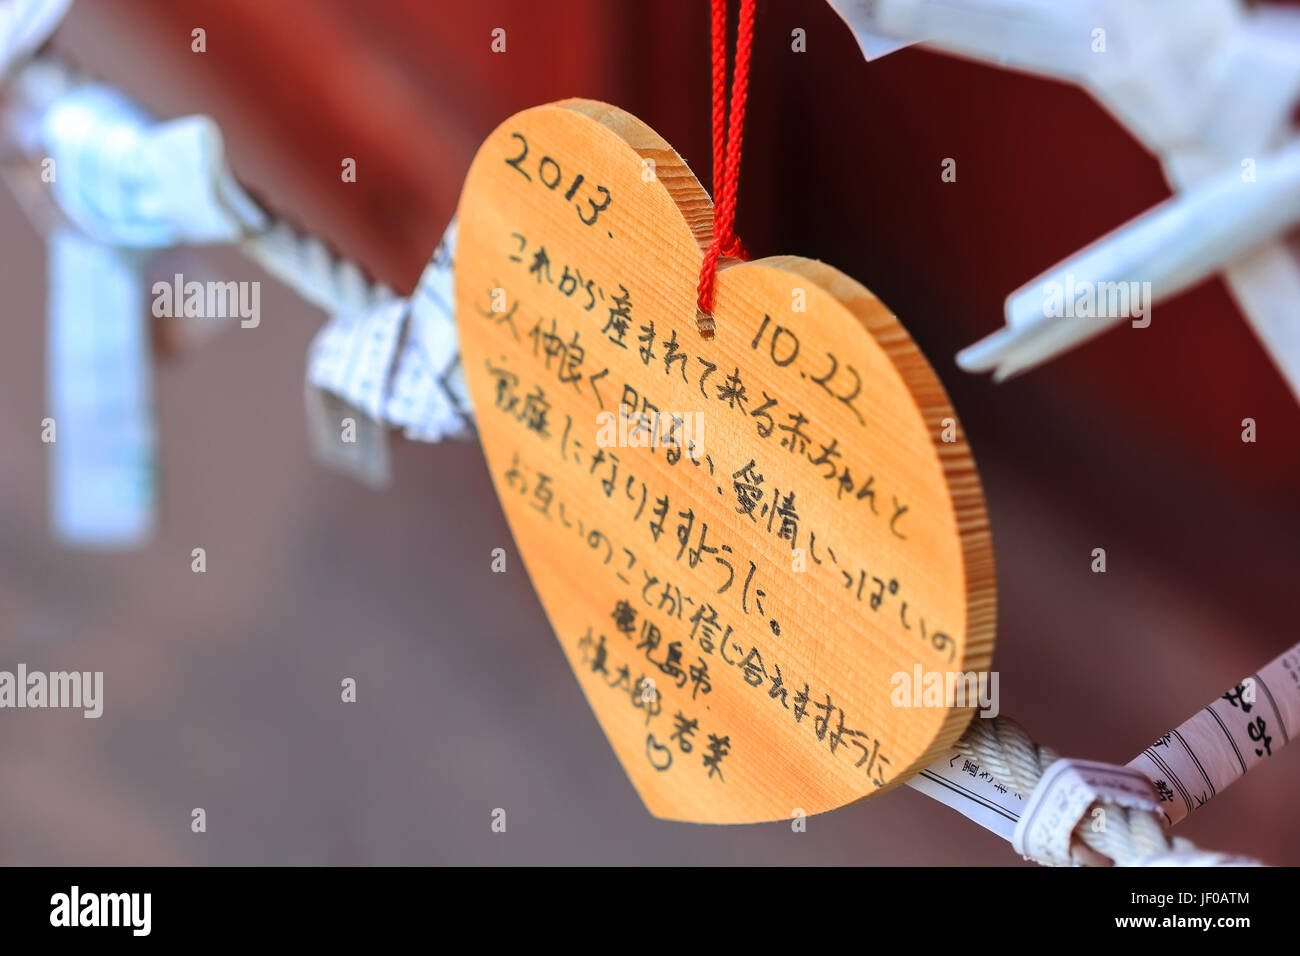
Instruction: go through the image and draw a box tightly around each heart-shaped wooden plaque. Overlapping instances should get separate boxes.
[455,99,995,823]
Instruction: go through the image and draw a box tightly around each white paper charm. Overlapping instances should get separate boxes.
[1012,758,1160,867]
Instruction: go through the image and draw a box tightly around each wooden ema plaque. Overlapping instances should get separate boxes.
[455,99,995,823]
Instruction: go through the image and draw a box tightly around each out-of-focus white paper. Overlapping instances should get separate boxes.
[386,219,471,441]
[304,219,470,483]
[47,227,155,547]
[39,84,266,247]
[0,0,73,75]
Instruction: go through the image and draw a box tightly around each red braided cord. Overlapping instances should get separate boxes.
[696,0,755,325]
[709,0,728,208]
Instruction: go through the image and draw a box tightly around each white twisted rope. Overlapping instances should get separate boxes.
[954,716,1262,867]
[241,217,395,316]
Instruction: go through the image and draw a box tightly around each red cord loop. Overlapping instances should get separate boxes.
[696,0,756,335]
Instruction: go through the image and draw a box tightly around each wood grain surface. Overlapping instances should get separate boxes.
[455,100,995,822]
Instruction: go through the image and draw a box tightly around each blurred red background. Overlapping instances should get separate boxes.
[0,0,1296,864]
